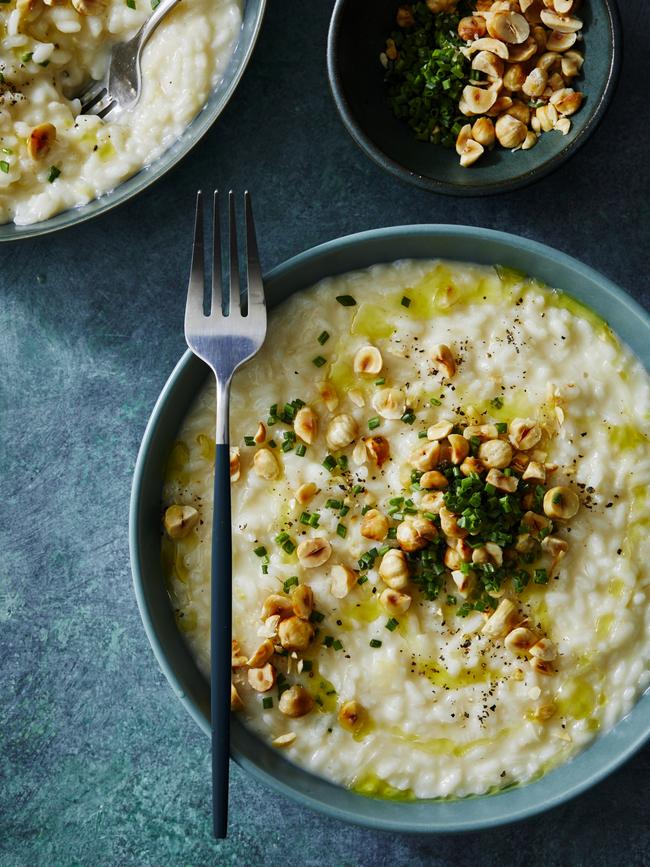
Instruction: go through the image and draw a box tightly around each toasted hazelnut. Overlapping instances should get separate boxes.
[530,657,554,675]
[478,439,513,469]
[409,440,441,471]
[378,548,410,589]
[231,639,248,669]
[420,491,445,514]
[295,482,318,505]
[365,435,390,467]
[317,380,339,412]
[361,508,389,541]
[396,516,437,552]
[504,63,527,92]
[460,456,486,476]
[523,461,546,482]
[248,663,276,692]
[71,0,106,12]
[253,447,280,480]
[487,10,530,44]
[458,14,487,40]
[353,345,383,375]
[247,638,275,668]
[439,506,467,539]
[522,67,548,98]
[495,113,527,148]
[543,486,579,519]
[431,343,456,378]
[444,546,462,570]
[447,434,469,464]
[278,616,315,652]
[427,419,454,440]
[549,86,583,115]
[541,534,568,562]
[253,422,266,444]
[279,684,314,718]
[326,413,358,450]
[505,627,538,653]
[330,564,357,599]
[462,84,498,115]
[231,683,244,711]
[380,588,411,616]
[163,504,199,539]
[486,468,518,493]
[472,116,496,148]
[482,598,520,638]
[291,584,314,619]
[530,638,557,661]
[27,123,56,160]
[451,568,475,597]
[229,447,240,481]
[372,387,406,420]
[294,406,319,444]
[521,510,552,538]
[540,8,583,33]
[297,537,332,568]
[463,423,498,441]
[419,470,448,490]
[260,594,294,621]
[472,542,503,567]
[338,700,368,732]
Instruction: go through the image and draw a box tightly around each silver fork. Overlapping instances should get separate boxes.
[184,190,267,838]
[77,0,182,117]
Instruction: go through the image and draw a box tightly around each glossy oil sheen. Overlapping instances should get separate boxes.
[130,225,650,833]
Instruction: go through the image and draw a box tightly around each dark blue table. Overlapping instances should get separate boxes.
[2,2,649,864]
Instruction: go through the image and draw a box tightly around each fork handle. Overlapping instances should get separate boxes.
[211,394,232,838]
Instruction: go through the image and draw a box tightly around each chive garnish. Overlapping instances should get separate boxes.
[336,523,347,538]
[262,697,273,709]
[317,330,330,345]
[369,639,382,648]
[302,660,313,672]
[401,409,415,424]
[336,295,356,306]
[295,443,306,457]
[283,575,299,592]
[374,377,385,385]
[0,161,8,174]
[47,165,60,183]
[244,435,255,446]
[368,416,381,430]
[385,617,399,632]
[312,355,327,368]
[400,296,411,308]
[253,546,267,557]
[322,454,337,472]
[332,639,343,651]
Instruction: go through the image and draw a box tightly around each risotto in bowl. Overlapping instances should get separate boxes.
[0,0,265,237]
[130,226,650,832]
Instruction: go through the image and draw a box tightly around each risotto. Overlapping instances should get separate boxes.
[0,0,241,225]
[161,259,650,801]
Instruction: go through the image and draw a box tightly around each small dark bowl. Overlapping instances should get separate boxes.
[327,0,621,195]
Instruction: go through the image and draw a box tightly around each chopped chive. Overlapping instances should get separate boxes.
[401,410,416,424]
[423,511,437,521]
[385,617,399,632]
[322,455,337,472]
[323,635,334,648]
[496,422,508,434]
[312,355,327,367]
[151,0,160,7]
[357,575,368,585]
[0,161,9,174]
[262,697,273,709]
[378,544,390,555]
[244,435,255,446]
[317,330,330,345]
[275,531,289,544]
[47,165,60,183]
[387,527,397,539]
[332,639,343,651]
[400,296,411,308]
[126,0,135,7]
[307,513,320,528]
[368,416,381,430]
[534,568,549,585]
[369,639,382,648]
[253,546,267,557]
[282,539,296,555]
[339,505,349,517]
[325,499,343,510]
[361,504,372,515]
[267,439,277,448]
[418,430,428,438]
[302,659,313,672]
[299,512,312,525]
[337,455,348,471]
[283,575,299,592]
[0,147,11,155]
[336,523,347,538]
[21,51,33,63]
[374,377,385,385]
[295,443,306,457]
[336,295,356,307]
[352,484,363,495]
[310,610,325,623]
[430,397,442,406]
[281,440,293,452]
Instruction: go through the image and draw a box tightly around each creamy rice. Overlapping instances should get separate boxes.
[0,0,241,225]
[161,259,650,800]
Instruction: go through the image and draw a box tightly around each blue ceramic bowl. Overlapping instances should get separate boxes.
[327,0,621,195]
[0,0,266,242]
[130,225,650,832]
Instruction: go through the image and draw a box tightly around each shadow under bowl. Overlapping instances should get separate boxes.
[327,0,621,195]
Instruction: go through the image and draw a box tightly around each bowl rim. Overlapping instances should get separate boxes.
[326,0,622,196]
[130,223,650,832]
[0,0,266,242]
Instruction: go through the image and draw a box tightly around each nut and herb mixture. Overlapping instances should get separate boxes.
[162,259,650,800]
[382,0,586,167]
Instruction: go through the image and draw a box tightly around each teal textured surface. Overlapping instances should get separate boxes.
[1,1,649,864]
